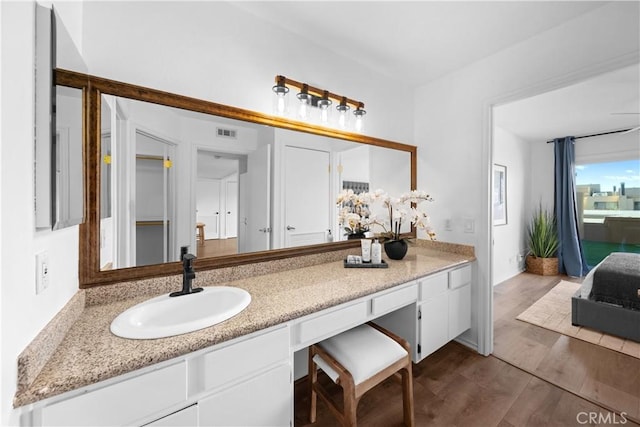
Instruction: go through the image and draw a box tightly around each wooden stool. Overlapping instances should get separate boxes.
[196,222,205,245]
[309,322,414,427]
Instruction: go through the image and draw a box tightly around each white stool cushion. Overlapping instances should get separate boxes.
[315,324,407,385]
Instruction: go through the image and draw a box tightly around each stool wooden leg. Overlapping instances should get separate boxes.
[401,363,415,427]
[309,346,318,423]
[343,381,358,427]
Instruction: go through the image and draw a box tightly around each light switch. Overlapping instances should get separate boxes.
[444,219,452,231]
[463,218,475,233]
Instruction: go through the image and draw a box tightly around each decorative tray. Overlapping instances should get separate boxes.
[343,260,388,268]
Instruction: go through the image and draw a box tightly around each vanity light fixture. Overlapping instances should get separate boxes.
[317,90,332,124]
[272,75,366,132]
[272,75,289,115]
[353,103,366,133]
[296,84,312,120]
[336,97,350,129]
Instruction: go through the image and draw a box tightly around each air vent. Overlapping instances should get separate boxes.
[216,128,237,139]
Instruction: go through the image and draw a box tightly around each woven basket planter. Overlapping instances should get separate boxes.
[526,255,559,276]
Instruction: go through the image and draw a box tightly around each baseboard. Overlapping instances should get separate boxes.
[454,336,478,353]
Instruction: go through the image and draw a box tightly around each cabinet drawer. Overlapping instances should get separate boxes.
[189,326,289,395]
[295,301,368,346]
[371,283,417,316]
[41,362,186,426]
[419,273,448,299]
[449,265,471,289]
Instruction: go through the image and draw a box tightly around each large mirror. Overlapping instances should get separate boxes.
[58,70,417,287]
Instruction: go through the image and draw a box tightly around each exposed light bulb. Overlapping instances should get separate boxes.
[318,90,332,125]
[355,116,363,132]
[336,97,350,129]
[321,108,329,124]
[298,100,309,120]
[338,111,347,128]
[276,94,286,114]
[353,106,366,133]
[272,77,289,116]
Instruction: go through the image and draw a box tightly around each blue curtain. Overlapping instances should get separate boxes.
[554,137,589,277]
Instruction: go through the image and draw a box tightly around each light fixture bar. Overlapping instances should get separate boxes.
[274,75,365,110]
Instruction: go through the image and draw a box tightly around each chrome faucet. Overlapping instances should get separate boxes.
[170,253,203,297]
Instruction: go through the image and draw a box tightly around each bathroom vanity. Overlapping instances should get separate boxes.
[15,244,474,427]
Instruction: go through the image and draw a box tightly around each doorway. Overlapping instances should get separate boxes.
[196,150,240,258]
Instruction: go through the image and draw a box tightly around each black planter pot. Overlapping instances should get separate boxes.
[384,239,408,260]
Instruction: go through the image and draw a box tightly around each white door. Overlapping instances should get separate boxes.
[243,144,271,253]
[196,179,221,240]
[225,180,238,238]
[284,146,330,248]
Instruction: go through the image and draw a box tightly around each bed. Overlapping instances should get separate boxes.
[571,252,640,342]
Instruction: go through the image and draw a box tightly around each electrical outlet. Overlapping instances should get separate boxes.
[35,251,49,294]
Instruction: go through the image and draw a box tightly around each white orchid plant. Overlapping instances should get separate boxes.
[336,189,436,241]
[336,189,379,236]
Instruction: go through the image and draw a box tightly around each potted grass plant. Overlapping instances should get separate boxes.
[526,204,559,275]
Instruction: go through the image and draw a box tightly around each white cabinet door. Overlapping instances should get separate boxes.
[418,292,449,360]
[144,405,198,426]
[448,284,471,339]
[198,364,291,426]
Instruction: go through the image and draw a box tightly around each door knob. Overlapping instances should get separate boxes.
[286,225,296,231]
[258,227,272,233]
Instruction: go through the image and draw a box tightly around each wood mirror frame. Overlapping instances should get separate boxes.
[55,69,417,288]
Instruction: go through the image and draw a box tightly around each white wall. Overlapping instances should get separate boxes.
[414,2,639,353]
[1,3,81,425]
[492,127,530,285]
[80,1,414,145]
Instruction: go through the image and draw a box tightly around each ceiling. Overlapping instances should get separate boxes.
[494,63,640,142]
[232,1,606,86]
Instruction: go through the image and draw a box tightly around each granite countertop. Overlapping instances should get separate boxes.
[14,244,474,407]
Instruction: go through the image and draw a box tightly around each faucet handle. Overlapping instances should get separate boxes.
[182,253,196,269]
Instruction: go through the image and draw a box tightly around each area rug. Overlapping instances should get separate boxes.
[516,280,640,360]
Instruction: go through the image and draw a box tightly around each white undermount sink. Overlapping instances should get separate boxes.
[110,287,251,339]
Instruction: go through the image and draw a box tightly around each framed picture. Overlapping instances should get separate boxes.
[493,164,507,226]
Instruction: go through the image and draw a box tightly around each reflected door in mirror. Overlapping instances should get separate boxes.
[284,146,331,248]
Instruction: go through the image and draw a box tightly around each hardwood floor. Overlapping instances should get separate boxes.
[293,272,640,426]
[493,272,640,424]
[196,237,237,258]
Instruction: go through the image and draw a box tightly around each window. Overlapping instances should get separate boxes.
[576,159,640,265]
